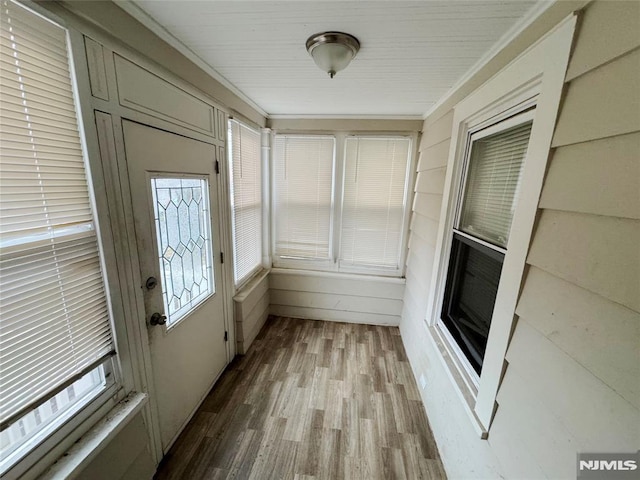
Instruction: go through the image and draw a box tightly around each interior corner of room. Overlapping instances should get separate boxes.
[0,0,638,479]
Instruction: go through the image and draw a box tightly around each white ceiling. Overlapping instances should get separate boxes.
[128,1,541,117]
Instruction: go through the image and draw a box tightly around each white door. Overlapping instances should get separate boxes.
[123,120,228,452]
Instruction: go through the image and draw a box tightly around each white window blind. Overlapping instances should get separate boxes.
[340,137,411,269]
[228,120,262,285]
[0,0,114,427]
[273,135,334,260]
[459,121,532,248]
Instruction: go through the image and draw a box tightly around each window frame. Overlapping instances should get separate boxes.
[0,2,137,478]
[438,109,534,386]
[270,131,417,278]
[424,15,577,436]
[227,118,264,289]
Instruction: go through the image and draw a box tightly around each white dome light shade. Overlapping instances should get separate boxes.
[306,32,360,78]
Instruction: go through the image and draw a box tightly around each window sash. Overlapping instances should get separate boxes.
[457,120,533,248]
[339,136,411,270]
[0,0,114,432]
[272,135,335,261]
[228,120,262,286]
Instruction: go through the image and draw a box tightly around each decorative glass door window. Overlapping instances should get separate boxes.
[151,177,214,326]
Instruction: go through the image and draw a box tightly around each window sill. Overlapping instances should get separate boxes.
[270,267,406,284]
[233,267,270,301]
[425,323,489,439]
[39,392,148,480]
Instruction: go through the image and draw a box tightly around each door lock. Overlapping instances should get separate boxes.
[150,312,167,326]
[145,276,158,290]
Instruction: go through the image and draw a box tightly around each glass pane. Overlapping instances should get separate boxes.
[151,177,214,326]
[0,364,106,473]
[442,235,504,375]
[459,121,532,248]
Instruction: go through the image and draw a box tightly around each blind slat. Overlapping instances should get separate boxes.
[340,137,410,269]
[459,121,533,248]
[273,135,334,260]
[0,0,114,426]
[228,120,262,285]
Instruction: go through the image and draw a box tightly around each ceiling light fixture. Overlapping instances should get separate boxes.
[306,31,360,79]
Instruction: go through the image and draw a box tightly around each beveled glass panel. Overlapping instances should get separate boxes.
[151,177,214,326]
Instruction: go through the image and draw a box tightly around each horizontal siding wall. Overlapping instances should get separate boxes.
[399,1,640,478]
[234,270,270,354]
[269,269,404,326]
[493,1,640,473]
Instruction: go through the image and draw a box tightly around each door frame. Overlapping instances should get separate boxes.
[94,110,235,462]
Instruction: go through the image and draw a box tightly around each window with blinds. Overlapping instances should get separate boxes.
[459,121,532,248]
[228,120,262,286]
[441,115,533,375]
[0,0,114,468]
[273,135,335,260]
[340,136,411,270]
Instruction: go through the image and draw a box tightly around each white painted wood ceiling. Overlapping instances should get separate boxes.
[129,1,540,117]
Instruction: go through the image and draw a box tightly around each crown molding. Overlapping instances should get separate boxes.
[422,0,557,120]
[268,114,424,121]
[115,0,268,118]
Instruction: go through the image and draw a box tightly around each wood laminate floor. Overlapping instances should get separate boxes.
[155,316,446,480]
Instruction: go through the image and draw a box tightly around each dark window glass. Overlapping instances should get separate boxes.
[441,234,504,374]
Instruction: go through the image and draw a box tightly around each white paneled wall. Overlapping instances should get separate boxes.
[270,269,404,326]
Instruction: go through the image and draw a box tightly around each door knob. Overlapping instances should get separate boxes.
[145,276,158,290]
[150,312,167,326]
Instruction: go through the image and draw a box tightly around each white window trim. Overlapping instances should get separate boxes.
[271,131,418,278]
[0,2,145,478]
[424,14,577,434]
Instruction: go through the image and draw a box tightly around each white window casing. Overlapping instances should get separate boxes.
[425,14,577,434]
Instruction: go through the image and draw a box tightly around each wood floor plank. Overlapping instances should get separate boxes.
[154,316,446,479]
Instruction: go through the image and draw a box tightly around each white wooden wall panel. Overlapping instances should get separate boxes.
[420,110,454,149]
[270,290,402,317]
[552,49,640,147]
[413,168,447,195]
[527,210,640,312]
[269,271,405,299]
[417,139,451,171]
[504,320,640,452]
[409,213,440,247]
[493,368,581,479]
[516,266,640,409]
[270,305,400,326]
[114,55,216,136]
[234,271,270,354]
[565,0,640,81]
[269,270,404,327]
[412,193,443,222]
[237,290,269,355]
[84,36,109,101]
[540,133,640,219]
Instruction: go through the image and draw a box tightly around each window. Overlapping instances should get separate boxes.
[228,120,262,286]
[151,177,214,326]
[341,136,411,271]
[272,133,413,276]
[440,117,532,376]
[273,135,335,261]
[0,0,116,473]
